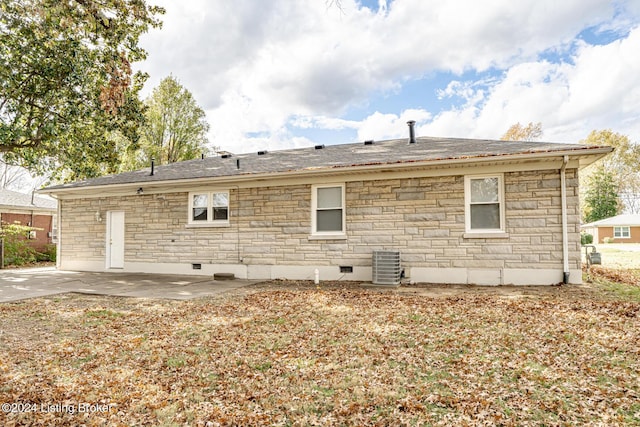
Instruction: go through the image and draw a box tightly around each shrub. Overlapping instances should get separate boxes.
[603,237,614,244]
[38,244,57,262]
[581,233,594,245]
[1,222,41,267]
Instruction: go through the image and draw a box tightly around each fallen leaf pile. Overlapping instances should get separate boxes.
[586,265,640,286]
[0,283,638,426]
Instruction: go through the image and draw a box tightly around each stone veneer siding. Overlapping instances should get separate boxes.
[59,168,580,281]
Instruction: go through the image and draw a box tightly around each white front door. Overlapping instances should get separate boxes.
[106,211,125,269]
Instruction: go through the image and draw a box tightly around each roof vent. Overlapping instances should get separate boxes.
[257,150,268,155]
[314,144,325,150]
[364,140,374,145]
[221,153,232,159]
[407,120,416,144]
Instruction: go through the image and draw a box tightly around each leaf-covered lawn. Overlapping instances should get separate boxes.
[1,282,639,426]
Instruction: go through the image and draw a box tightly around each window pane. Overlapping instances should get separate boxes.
[317,209,343,232]
[192,194,208,221]
[192,208,207,221]
[193,194,208,208]
[470,178,499,203]
[317,187,342,209]
[212,192,228,208]
[615,226,630,237]
[470,204,500,229]
[213,207,228,220]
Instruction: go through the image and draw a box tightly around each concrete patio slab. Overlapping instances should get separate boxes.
[0,267,258,302]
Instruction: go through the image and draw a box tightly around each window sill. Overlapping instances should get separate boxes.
[308,233,347,241]
[186,222,230,229]
[463,231,510,239]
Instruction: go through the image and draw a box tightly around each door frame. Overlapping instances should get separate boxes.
[106,211,125,269]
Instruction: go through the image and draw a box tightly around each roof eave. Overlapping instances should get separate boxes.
[0,204,57,212]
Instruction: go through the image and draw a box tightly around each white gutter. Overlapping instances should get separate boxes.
[560,155,570,284]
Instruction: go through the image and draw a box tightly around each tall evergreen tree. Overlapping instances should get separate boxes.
[583,167,620,223]
[580,129,640,214]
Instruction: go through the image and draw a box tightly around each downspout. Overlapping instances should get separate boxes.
[229,185,242,266]
[30,189,36,229]
[54,196,61,270]
[560,155,570,284]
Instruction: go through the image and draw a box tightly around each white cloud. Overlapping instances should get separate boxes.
[346,24,640,143]
[357,109,432,141]
[137,0,640,151]
[289,116,360,130]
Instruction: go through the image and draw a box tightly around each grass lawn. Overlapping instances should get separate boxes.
[1,281,639,426]
[585,243,640,269]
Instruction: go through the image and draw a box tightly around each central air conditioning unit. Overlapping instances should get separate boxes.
[372,250,401,285]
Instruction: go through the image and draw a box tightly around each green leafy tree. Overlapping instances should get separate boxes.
[583,167,620,223]
[0,0,164,181]
[580,129,640,214]
[122,75,210,169]
[500,122,543,141]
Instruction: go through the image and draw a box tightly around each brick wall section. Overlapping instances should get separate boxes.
[59,168,580,271]
[1,213,54,252]
[596,226,640,243]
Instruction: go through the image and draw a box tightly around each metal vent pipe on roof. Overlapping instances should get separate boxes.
[407,120,416,144]
[150,158,155,176]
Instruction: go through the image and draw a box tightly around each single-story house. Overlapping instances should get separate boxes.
[40,128,612,285]
[581,214,640,243]
[0,188,57,251]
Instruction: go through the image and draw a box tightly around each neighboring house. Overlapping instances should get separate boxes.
[0,188,58,252]
[40,130,612,285]
[581,214,640,243]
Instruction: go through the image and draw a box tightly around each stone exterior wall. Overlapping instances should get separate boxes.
[59,168,580,282]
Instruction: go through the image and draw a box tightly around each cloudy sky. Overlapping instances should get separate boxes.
[137,0,640,154]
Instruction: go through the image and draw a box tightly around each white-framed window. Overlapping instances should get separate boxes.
[311,183,346,237]
[464,174,505,233]
[613,226,630,239]
[188,191,229,226]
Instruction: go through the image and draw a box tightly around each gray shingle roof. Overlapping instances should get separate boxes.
[42,136,611,191]
[0,188,57,210]
[582,214,640,227]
